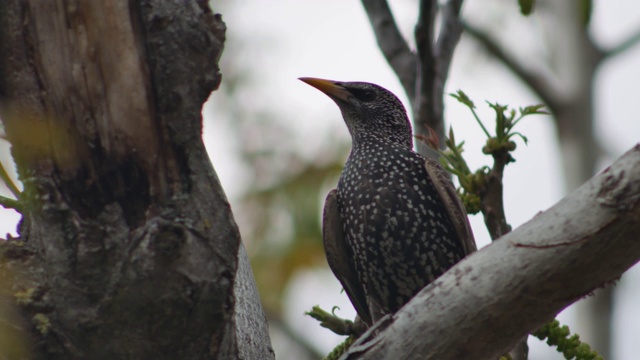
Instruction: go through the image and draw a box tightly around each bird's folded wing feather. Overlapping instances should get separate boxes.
[322,189,372,326]
[424,158,478,254]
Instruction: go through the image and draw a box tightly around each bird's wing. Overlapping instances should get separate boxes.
[424,158,478,255]
[322,189,373,326]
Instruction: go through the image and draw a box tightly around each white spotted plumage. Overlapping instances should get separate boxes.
[302,78,475,326]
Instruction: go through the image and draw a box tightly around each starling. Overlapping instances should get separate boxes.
[300,77,477,327]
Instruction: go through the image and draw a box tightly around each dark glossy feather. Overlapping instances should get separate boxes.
[322,189,372,326]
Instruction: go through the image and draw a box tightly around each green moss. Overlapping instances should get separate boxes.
[32,313,51,335]
[14,288,36,306]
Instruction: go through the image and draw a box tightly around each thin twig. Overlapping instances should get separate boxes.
[602,26,640,59]
[462,21,560,110]
[467,106,491,138]
[0,194,22,211]
[361,0,417,103]
[0,159,21,198]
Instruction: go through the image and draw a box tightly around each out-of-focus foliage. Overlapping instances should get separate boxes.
[0,253,31,359]
[245,159,345,312]
[208,9,350,314]
[0,298,31,358]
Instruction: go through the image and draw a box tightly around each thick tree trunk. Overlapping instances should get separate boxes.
[0,1,272,359]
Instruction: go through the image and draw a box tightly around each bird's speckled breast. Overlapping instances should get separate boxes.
[336,141,466,314]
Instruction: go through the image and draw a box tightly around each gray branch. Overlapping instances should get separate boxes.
[434,0,464,92]
[412,0,441,156]
[341,144,640,359]
[462,21,561,110]
[361,0,417,103]
[0,158,20,198]
[415,0,437,67]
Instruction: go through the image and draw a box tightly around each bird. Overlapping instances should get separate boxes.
[300,77,477,328]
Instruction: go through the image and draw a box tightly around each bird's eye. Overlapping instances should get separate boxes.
[349,88,377,102]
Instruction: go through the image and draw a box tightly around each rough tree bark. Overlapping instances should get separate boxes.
[341,144,640,360]
[0,1,272,359]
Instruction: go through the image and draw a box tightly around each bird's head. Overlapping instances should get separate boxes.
[300,77,413,148]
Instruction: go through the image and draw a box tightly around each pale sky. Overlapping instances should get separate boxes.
[1,1,639,359]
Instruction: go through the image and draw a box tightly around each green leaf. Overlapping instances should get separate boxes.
[487,101,507,113]
[520,104,549,115]
[450,90,475,109]
[509,132,529,145]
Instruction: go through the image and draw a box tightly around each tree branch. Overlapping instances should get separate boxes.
[361,0,417,102]
[0,159,20,198]
[415,0,437,70]
[480,147,512,240]
[462,21,561,110]
[602,26,640,59]
[435,0,464,94]
[0,194,21,211]
[341,144,640,359]
[266,310,324,360]
[413,0,443,157]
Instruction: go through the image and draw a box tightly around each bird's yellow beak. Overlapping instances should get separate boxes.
[299,77,352,102]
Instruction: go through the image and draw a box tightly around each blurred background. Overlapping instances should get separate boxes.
[1,0,639,359]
